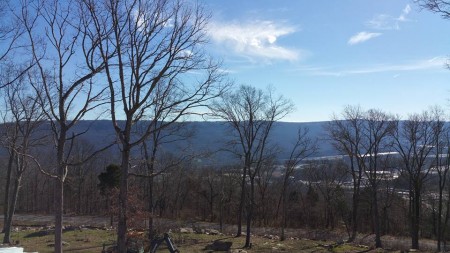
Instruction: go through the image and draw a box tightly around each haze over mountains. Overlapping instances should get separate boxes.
[69,120,336,165]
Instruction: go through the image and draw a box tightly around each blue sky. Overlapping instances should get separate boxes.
[202,0,450,122]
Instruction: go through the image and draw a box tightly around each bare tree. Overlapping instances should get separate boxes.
[417,0,450,19]
[427,107,448,251]
[137,109,196,240]
[0,65,37,234]
[327,106,396,248]
[0,66,20,233]
[364,109,395,248]
[136,120,195,240]
[326,106,365,242]
[14,0,110,251]
[0,1,21,62]
[0,72,45,244]
[0,1,33,89]
[80,0,225,250]
[209,84,293,248]
[304,161,348,229]
[277,128,316,240]
[416,1,450,69]
[196,166,219,222]
[255,157,276,227]
[392,110,438,250]
[217,165,240,232]
[66,139,99,214]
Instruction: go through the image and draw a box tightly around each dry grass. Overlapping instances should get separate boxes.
[8,228,115,253]
[2,228,386,253]
[0,215,434,252]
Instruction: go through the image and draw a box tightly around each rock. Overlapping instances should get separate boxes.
[47,241,70,247]
[229,250,247,253]
[193,228,205,234]
[63,225,78,231]
[263,234,279,240]
[204,240,232,251]
[205,229,220,235]
[179,227,194,234]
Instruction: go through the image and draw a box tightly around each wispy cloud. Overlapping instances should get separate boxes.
[349,5,412,46]
[348,32,382,45]
[296,56,448,76]
[398,4,412,22]
[366,14,399,30]
[366,4,412,30]
[208,20,300,62]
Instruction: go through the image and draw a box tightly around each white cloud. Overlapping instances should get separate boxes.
[398,4,412,22]
[348,32,382,45]
[296,56,449,76]
[180,49,193,58]
[366,4,412,30]
[208,20,300,62]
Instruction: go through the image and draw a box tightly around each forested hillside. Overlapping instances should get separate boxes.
[64,120,335,164]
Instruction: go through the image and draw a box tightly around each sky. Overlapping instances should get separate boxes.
[201,0,450,122]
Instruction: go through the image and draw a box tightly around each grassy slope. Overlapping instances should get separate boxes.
[4,228,391,253]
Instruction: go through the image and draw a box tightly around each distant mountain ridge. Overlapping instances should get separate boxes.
[66,120,336,164]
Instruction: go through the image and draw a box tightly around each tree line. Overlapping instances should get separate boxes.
[0,0,449,252]
[4,91,450,251]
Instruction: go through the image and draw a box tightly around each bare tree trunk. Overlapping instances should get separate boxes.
[236,165,247,237]
[3,176,21,244]
[435,133,449,252]
[54,151,68,252]
[280,191,287,241]
[210,187,214,222]
[277,173,289,241]
[245,176,255,248]
[411,187,421,250]
[350,192,359,242]
[52,121,67,253]
[144,141,157,241]
[148,176,154,241]
[219,191,224,232]
[372,187,382,248]
[2,153,14,234]
[118,146,130,253]
[438,184,444,251]
[54,176,64,253]
[77,181,82,214]
[442,186,450,251]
